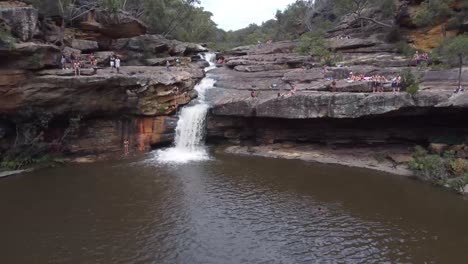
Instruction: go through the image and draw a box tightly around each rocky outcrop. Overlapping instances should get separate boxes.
[0,65,204,155]
[70,39,99,52]
[0,42,60,69]
[80,9,147,39]
[3,66,201,116]
[112,34,207,57]
[0,1,38,41]
[207,37,468,149]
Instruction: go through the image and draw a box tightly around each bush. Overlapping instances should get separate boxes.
[400,69,419,90]
[0,154,65,170]
[406,84,419,94]
[296,32,334,65]
[450,159,468,176]
[0,27,17,50]
[409,153,450,182]
[395,41,415,58]
[387,27,402,43]
[447,177,466,193]
[412,0,454,27]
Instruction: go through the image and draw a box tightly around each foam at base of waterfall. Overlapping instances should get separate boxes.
[155,147,210,164]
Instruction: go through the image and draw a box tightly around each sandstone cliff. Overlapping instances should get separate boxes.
[0,1,207,157]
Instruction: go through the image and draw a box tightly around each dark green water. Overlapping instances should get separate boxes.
[1,152,468,264]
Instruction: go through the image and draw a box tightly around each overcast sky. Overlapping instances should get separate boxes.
[200,0,298,31]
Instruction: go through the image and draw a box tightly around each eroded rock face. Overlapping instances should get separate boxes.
[0,2,38,41]
[1,66,203,117]
[0,65,204,155]
[64,115,178,155]
[211,92,456,119]
[0,42,60,69]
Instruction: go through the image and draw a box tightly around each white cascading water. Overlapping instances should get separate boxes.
[156,53,216,163]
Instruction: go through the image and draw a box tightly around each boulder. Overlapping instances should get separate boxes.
[63,46,81,56]
[70,39,99,52]
[112,34,207,57]
[429,143,449,155]
[0,2,38,41]
[94,10,147,39]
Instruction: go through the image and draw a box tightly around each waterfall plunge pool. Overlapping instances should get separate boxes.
[1,152,468,263]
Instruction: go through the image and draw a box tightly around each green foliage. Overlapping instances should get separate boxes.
[409,146,468,193]
[412,0,454,27]
[395,41,416,57]
[406,84,420,95]
[29,53,44,68]
[447,177,466,193]
[0,27,17,50]
[409,153,450,182]
[0,154,65,170]
[158,103,169,113]
[400,68,417,89]
[441,35,468,64]
[296,32,336,65]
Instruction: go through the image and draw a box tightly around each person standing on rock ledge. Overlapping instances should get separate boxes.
[110,55,116,72]
[115,56,121,74]
[123,139,130,156]
[166,60,171,72]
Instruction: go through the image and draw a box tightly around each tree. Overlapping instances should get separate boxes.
[412,0,454,27]
[334,0,393,31]
[442,35,468,89]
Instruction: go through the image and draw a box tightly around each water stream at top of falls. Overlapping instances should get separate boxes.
[156,53,216,163]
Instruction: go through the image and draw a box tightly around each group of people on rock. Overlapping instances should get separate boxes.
[109,54,121,73]
[343,72,402,93]
[276,84,297,98]
[257,39,273,49]
[60,51,122,76]
[216,57,225,64]
[412,51,431,65]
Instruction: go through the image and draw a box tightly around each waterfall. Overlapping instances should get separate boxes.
[156,53,216,163]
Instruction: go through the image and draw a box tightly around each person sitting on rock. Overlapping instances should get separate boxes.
[288,84,297,96]
[331,81,337,93]
[70,52,77,64]
[250,90,257,98]
[454,85,465,94]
